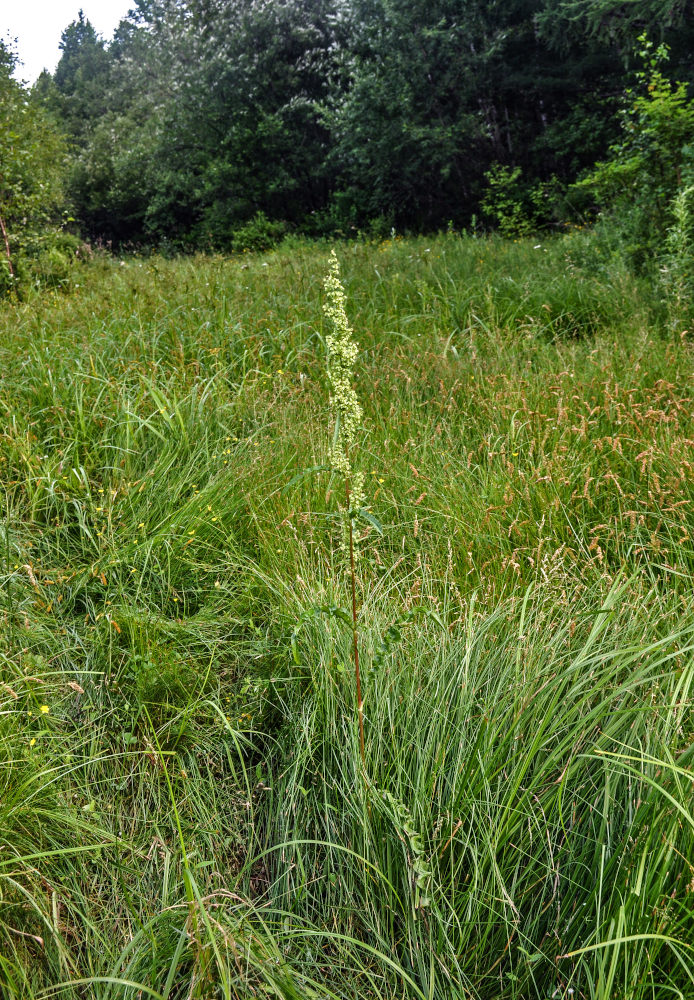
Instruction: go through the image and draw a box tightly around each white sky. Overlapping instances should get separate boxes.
[2,0,134,83]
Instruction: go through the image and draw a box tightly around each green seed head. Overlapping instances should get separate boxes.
[324,251,365,518]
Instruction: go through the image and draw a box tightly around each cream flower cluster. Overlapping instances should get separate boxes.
[323,250,365,517]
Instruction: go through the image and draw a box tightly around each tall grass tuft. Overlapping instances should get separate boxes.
[267,577,694,999]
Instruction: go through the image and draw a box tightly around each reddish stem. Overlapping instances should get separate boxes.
[346,479,365,767]
[0,211,14,278]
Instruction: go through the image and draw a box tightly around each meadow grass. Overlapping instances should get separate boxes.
[0,232,692,998]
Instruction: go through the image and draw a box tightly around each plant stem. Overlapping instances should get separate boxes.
[347,482,365,768]
[0,209,14,278]
[5,495,13,651]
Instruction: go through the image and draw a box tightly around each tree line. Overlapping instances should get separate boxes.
[2,0,693,280]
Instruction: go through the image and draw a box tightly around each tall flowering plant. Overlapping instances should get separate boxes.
[323,250,366,764]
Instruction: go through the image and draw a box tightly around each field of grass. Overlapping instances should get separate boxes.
[1,232,693,999]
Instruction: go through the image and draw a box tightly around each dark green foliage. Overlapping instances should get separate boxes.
[0,41,76,293]
[53,12,112,142]
[186,0,339,241]
[24,0,653,246]
[325,0,485,229]
[9,1,694,273]
[537,0,694,59]
[51,0,341,248]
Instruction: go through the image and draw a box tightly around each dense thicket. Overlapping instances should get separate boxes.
[7,0,694,254]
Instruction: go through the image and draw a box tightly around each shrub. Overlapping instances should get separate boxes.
[575,36,694,272]
[230,211,287,253]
